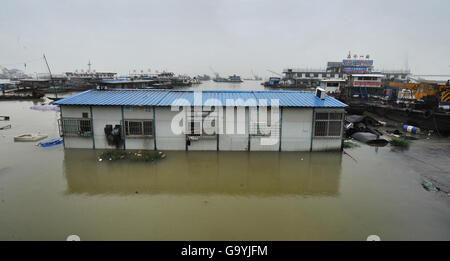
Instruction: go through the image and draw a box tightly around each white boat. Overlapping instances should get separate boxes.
[14,134,48,142]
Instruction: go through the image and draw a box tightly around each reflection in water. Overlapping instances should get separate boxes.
[63,150,342,196]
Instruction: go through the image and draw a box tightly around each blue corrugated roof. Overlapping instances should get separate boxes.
[54,89,348,108]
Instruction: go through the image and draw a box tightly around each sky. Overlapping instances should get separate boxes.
[1,0,449,77]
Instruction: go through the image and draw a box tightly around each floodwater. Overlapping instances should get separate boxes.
[0,81,449,240]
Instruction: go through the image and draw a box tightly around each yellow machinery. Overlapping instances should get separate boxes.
[389,81,450,101]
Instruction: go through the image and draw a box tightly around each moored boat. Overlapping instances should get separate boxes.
[213,74,243,83]
[0,124,11,130]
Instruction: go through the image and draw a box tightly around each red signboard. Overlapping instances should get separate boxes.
[353,81,381,87]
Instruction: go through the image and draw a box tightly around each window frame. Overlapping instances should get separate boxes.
[60,117,93,137]
[313,112,343,138]
[184,108,217,137]
[123,119,154,138]
[250,107,273,137]
[250,121,272,136]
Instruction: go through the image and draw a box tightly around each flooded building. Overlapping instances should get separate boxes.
[54,89,348,151]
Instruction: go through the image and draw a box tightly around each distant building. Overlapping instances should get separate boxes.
[283,53,410,88]
[320,78,347,93]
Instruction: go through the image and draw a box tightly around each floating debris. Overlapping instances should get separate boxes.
[343,141,360,149]
[0,124,11,130]
[343,151,358,163]
[351,132,388,146]
[30,104,60,111]
[14,133,48,142]
[37,138,63,147]
[403,125,420,134]
[421,180,439,192]
[98,150,166,162]
[389,137,410,147]
[344,114,384,137]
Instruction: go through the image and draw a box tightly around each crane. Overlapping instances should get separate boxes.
[251,70,262,81]
[389,81,449,100]
[209,66,219,78]
[266,70,282,77]
[43,54,57,98]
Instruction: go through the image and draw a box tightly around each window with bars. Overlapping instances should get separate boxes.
[124,120,153,137]
[314,112,343,137]
[250,122,272,136]
[187,120,202,136]
[60,118,92,137]
[185,109,217,136]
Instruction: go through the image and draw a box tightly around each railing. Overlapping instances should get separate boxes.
[283,68,328,73]
[376,69,411,74]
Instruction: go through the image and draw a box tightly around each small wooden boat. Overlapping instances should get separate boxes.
[14,134,48,142]
[47,97,62,101]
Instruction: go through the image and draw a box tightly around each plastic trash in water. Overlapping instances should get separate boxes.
[37,138,64,147]
[422,180,439,192]
[403,125,420,134]
[30,105,60,111]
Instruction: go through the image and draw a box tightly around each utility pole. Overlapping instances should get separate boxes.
[43,54,57,98]
[88,60,92,72]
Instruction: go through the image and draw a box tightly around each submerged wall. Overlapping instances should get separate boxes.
[281,108,313,151]
[123,106,155,150]
[60,105,93,149]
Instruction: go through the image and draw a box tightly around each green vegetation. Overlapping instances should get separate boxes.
[98,150,166,162]
[343,141,360,149]
[389,137,410,147]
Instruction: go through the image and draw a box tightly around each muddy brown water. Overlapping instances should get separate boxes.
[0,81,449,240]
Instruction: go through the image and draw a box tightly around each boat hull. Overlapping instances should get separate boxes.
[345,100,450,135]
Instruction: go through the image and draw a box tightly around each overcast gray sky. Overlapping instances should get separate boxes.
[1,0,449,77]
